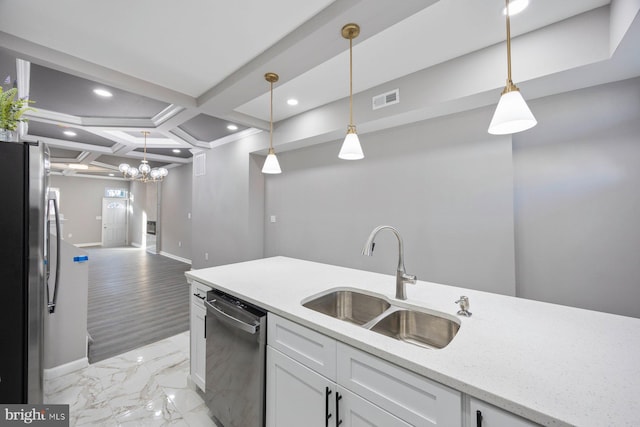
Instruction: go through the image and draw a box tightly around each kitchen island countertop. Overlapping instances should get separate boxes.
[186,256,640,426]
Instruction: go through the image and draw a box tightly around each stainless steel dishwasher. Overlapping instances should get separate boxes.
[205,288,267,427]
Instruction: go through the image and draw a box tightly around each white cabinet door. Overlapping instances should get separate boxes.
[468,397,538,427]
[338,386,411,427]
[189,281,211,391]
[267,346,335,427]
[190,299,206,391]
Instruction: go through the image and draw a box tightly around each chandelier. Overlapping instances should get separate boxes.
[118,131,169,182]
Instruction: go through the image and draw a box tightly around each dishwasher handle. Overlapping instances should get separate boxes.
[205,299,260,334]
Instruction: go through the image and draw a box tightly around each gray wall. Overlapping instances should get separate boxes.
[513,77,640,318]
[49,175,129,245]
[264,108,517,296]
[160,163,192,261]
[190,77,640,318]
[262,77,640,317]
[52,170,189,258]
[191,133,265,269]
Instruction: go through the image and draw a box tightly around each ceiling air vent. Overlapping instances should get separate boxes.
[372,89,399,110]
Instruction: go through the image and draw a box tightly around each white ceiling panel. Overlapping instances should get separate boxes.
[0,0,337,97]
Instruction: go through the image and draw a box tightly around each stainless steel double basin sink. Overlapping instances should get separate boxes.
[302,289,459,349]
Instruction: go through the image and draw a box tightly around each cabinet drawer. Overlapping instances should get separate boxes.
[267,313,337,381]
[337,343,461,426]
[468,397,539,427]
[191,281,211,303]
[338,386,411,427]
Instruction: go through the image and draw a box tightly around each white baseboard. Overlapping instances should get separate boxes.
[160,251,192,265]
[131,242,142,248]
[43,357,89,380]
[74,242,102,248]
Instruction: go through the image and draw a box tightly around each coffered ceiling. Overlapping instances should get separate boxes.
[0,0,638,179]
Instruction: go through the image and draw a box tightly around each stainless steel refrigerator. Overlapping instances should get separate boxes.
[0,139,59,403]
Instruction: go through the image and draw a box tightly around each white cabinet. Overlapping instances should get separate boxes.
[266,346,409,427]
[466,397,539,427]
[266,346,333,427]
[189,281,211,391]
[266,313,461,427]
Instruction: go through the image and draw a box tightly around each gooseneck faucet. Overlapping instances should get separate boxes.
[362,225,417,300]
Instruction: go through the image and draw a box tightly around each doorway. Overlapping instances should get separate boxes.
[101,197,128,247]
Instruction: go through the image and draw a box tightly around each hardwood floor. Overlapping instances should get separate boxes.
[86,247,191,363]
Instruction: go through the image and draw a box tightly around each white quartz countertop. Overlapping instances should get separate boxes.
[185,256,640,426]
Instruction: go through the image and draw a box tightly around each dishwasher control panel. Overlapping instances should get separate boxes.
[206,288,266,318]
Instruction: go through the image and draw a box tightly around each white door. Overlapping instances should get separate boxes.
[190,298,207,391]
[101,198,127,247]
[266,346,334,427]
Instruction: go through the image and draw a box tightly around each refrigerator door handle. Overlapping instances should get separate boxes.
[45,199,51,282]
[47,198,61,314]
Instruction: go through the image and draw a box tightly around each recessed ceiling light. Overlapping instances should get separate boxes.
[68,164,89,170]
[227,124,238,131]
[287,99,299,106]
[172,149,181,153]
[503,0,529,16]
[108,173,115,177]
[93,88,113,97]
[63,130,77,137]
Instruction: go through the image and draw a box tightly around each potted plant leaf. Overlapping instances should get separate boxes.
[0,86,34,142]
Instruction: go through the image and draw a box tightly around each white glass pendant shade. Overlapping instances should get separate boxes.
[139,161,151,174]
[159,168,168,177]
[262,150,282,174]
[488,89,537,135]
[128,168,139,177]
[118,163,130,173]
[150,169,161,179]
[338,130,364,160]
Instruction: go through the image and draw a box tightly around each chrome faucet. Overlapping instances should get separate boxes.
[362,225,416,300]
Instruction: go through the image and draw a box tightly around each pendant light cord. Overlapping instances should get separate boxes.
[143,131,148,161]
[349,36,354,127]
[505,0,513,86]
[269,80,274,151]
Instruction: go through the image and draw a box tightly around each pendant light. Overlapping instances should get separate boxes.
[488,0,537,135]
[338,23,364,160]
[262,72,282,174]
[118,131,169,182]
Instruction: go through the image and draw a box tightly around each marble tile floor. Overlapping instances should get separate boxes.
[44,332,218,426]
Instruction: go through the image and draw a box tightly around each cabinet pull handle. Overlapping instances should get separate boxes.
[325,387,332,426]
[193,293,206,300]
[204,315,207,339]
[476,410,483,427]
[336,391,342,426]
